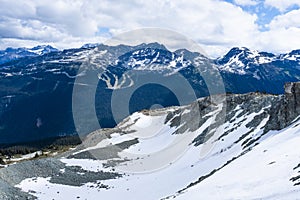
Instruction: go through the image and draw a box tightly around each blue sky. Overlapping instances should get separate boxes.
[225,0,280,30]
[0,0,299,57]
[225,0,299,31]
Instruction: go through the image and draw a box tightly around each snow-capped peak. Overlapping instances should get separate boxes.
[121,48,192,71]
[216,47,276,75]
[280,49,300,61]
[0,45,59,64]
[27,45,58,55]
[81,43,101,49]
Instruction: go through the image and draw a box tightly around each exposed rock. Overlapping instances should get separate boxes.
[284,82,300,121]
[265,82,300,132]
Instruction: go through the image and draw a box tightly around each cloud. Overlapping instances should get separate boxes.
[35,0,98,37]
[259,28,300,53]
[0,0,260,57]
[0,0,298,57]
[234,0,259,6]
[0,0,35,19]
[0,17,67,41]
[268,9,300,29]
[257,9,300,53]
[265,0,300,12]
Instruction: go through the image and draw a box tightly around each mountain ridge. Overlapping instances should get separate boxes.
[1,43,300,66]
[0,43,299,145]
[0,45,59,65]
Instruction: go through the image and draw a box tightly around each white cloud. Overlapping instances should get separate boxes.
[256,9,300,53]
[0,0,298,57]
[268,9,300,29]
[234,0,259,6]
[0,0,261,57]
[259,28,300,53]
[265,0,300,12]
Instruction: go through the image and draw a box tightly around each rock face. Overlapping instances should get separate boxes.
[285,82,300,109]
[265,82,300,131]
[285,82,300,120]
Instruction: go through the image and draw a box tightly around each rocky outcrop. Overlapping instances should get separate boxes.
[265,82,300,132]
[284,82,300,121]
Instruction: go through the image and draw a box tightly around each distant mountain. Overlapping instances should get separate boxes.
[216,47,276,74]
[81,43,101,49]
[28,45,59,55]
[216,47,300,94]
[0,43,299,144]
[0,45,58,64]
[216,46,300,74]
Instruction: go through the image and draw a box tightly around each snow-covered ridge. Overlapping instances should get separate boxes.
[125,48,191,71]
[27,45,59,55]
[81,43,101,49]
[98,47,194,89]
[0,45,59,65]
[216,47,300,75]
[1,43,299,81]
[1,45,58,56]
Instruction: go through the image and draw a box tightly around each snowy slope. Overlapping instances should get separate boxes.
[9,87,300,200]
[177,121,300,200]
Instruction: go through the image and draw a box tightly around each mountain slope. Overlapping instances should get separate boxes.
[0,82,299,199]
[177,121,300,199]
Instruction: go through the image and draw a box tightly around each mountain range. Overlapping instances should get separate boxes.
[0,45,59,65]
[0,43,299,145]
